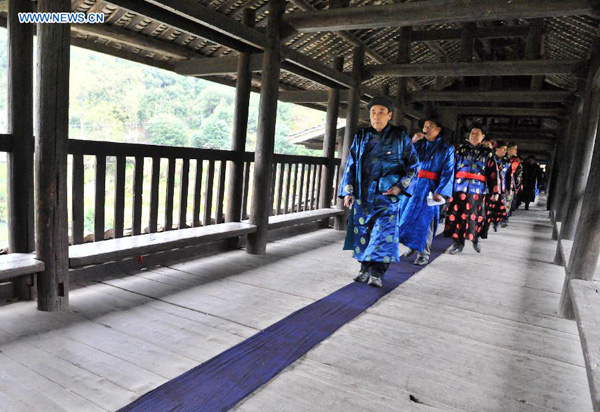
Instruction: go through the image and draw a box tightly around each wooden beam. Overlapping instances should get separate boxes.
[366,59,587,78]
[393,26,411,126]
[35,0,70,311]
[247,1,284,255]
[226,9,254,224]
[71,22,198,59]
[411,25,532,42]
[108,0,355,89]
[440,106,566,118]
[174,53,263,76]
[285,0,599,32]
[7,0,35,300]
[409,90,571,103]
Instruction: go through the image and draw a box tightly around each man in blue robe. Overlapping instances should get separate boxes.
[338,96,419,287]
[399,117,455,266]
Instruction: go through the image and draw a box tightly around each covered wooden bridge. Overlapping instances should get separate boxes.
[0,0,599,410]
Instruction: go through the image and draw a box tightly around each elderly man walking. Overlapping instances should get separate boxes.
[339,96,419,287]
[444,125,499,254]
[399,116,455,266]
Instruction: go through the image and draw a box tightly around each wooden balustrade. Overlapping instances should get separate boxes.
[66,139,340,245]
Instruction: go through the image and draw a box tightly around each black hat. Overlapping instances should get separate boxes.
[418,116,443,130]
[367,96,394,112]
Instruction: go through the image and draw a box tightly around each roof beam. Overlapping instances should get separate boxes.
[439,106,566,118]
[411,25,531,42]
[174,53,263,76]
[409,90,571,103]
[365,59,587,77]
[285,0,599,32]
[107,0,355,88]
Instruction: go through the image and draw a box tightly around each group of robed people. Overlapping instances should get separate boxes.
[339,96,530,288]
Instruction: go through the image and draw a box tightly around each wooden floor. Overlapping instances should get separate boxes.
[0,200,592,411]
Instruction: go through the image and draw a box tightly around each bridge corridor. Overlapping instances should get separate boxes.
[0,198,591,411]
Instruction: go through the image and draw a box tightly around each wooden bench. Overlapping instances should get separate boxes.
[0,253,44,282]
[69,222,257,268]
[261,208,345,230]
[569,279,600,412]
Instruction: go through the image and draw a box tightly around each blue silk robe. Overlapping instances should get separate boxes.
[338,124,419,263]
[398,136,455,253]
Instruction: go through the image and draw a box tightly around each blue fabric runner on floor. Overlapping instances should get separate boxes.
[119,234,454,412]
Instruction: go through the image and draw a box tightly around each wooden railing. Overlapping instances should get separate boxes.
[67,139,341,244]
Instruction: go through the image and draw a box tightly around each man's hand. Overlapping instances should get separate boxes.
[383,186,401,196]
[432,193,444,202]
[344,195,354,208]
[412,132,425,144]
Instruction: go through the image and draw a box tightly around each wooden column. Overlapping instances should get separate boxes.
[35,0,71,311]
[559,28,600,240]
[319,56,344,211]
[246,1,284,255]
[226,9,255,223]
[458,23,475,89]
[526,19,545,91]
[556,93,585,224]
[392,27,411,126]
[334,46,364,230]
[547,119,569,218]
[7,0,35,300]
[558,85,600,319]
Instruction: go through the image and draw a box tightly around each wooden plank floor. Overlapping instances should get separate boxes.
[0,199,592,411]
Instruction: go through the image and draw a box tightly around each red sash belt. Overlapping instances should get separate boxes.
[418,170,440,180]
[456,171,486,182]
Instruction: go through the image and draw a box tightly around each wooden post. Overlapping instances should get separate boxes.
[458,23,475,89]
[35,0,71,311]
[558,85,600,319]
[392,27,411,126]
[547,119,569,217]
[226,8,255,223]
[334,46,364,230]
[556,92,585,224]
[559,28,600,240]
[526,19,545,91]
[319,56,344,212]
[246,1,284,255]
[7,0,35,300]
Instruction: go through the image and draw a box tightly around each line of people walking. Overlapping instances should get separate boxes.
[339,96,541,288]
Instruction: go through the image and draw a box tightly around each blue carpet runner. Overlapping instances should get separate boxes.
[119,235,454,412]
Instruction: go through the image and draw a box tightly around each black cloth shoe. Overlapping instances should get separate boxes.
[501,222,508,228]
[353,271,370,283]
[367,275,383,288]
[493,223,498,232]
[472,240,482,253]
[448,244,463,255]
[402,249,415,258]
[413,256,429,266]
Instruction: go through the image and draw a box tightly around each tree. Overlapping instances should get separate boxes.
[192,116,231,150]
[145,114,188,147]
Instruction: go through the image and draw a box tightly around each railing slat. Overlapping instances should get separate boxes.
[94,155,106,242]
[179,158,190,229]
[132,155,144,235]
[149,157,160,233]
[165,158,176,231]
[283,163,292,214]
[204,160,215,226]
[71,154,84,245]
[315,164,323,211]
[297,163,305,213]
[303,164,312,212]
[114,156,126,238]
[269,163,277,216]
[216,160,227,224]
[193,159,203,227]
[276,163,285,215]
[241,161,251,220]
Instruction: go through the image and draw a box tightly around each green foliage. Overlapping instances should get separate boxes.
[146,114,189,147]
